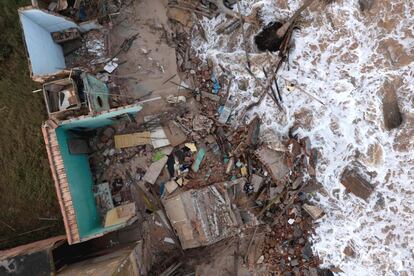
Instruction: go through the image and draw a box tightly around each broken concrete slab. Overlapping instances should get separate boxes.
[303,204,324,220]
[162,182,238,249]
[150,127,170,149]
[143,156,169,185]
[104,203,136,227]
[246,116,260,147]
[165,180,178,194]
[340,163,374,200]
[254,146,289,182]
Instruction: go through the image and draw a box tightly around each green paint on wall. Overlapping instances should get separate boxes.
[60,104,142,130]
[82,73,110,112]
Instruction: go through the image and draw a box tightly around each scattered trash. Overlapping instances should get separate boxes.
[218,105,232,124]
[104,60,119,73]
[211,73,221,94]
[185,143,197,152]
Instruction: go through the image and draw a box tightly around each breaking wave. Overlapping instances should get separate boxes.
[192,0,414,274]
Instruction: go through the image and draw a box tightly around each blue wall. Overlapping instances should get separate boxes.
[55,127,101,238]
[19,12,66,76]
[19,9,78,77]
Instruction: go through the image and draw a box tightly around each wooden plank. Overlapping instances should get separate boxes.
[114,132,151,149]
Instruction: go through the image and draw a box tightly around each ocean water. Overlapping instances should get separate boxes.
[192,0,414,274]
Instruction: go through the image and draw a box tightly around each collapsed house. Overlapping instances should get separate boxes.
[42,104,143,244]
[0,235,149,275]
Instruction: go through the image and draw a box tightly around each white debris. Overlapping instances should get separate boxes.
[164,237,175,244]
[104,60,119,73]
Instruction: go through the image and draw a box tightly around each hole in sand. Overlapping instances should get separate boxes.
[254,21,285,52]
